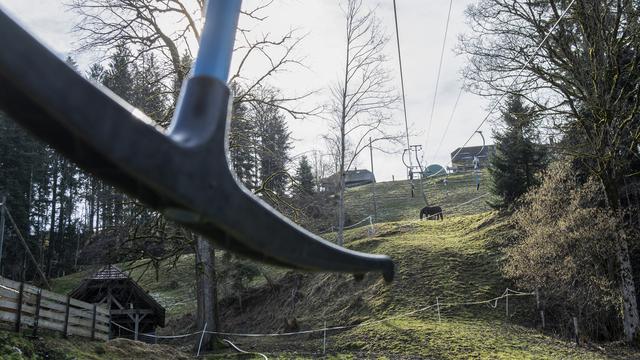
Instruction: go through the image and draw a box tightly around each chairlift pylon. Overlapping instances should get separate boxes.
[0,4,394,281]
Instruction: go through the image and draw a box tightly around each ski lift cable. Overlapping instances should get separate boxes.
[392,0,413,168]
[428,1,574,178]
[431,86,463,163]
[447,0,576,169]
[425,0,454,159]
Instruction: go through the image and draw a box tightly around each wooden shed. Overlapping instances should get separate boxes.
[69,265,165,342]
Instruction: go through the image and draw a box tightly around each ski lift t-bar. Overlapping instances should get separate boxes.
[0,1,394,281]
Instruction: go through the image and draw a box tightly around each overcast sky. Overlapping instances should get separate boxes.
[0,0,492,182]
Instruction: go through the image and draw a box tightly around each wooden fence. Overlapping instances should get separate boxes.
[0,276,110,341]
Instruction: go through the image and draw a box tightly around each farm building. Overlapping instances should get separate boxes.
[69,265,165,342]
[321,169,376,192]
[449,145,495,172]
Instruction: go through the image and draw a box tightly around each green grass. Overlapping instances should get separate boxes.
[345,170,494,224]
[37,175,640,358]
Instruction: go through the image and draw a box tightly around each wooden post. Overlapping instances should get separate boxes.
[505,293,509,323]
[91,304,97,340]
[573,316,579,345]
[63,296,71,338]
[134,312,139,341]
[14,281,24,333]
[323,321,327,355]
[32,289,42,337]
[0,196,6,270]
[535,289,545,329]
[369,137,378,220]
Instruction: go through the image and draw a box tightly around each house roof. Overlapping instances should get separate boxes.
[450,145,495,162]
[322,169,375,186]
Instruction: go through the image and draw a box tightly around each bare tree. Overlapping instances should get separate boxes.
[459,0,640,341]
[67,0,314,116]
[328,0,400,246]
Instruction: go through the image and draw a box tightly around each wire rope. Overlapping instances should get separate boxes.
[425,0,454,158]
[448,0,576,165]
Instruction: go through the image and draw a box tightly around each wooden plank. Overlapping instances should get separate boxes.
[69,297,95,312]
[0,309,17,323]
[69,306,94,320]
[0,276,21,290]
[0,309,108,341]
[68,314,109,333]
[37,297,67,313]
[96,305,110,316]
[0,299,18,312]
[39,288,69,305]
[68,298,109,317]
[0,311,65,332]
[0,286,19,300]
[110,309,154,316]
[68,306,109,324]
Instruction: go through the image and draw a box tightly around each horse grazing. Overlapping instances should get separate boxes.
[420,206,443,220]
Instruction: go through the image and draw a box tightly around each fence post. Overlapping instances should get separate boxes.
[32,288,42,337]
[14,281,24,333]
[323,321,327,355]
[0,196,6,270]
[535,288,545,329]
[573,316,579,345]
[436,297,441,323]
[91,304,97,340]
[505,293,509,324]
[63,296,71,338]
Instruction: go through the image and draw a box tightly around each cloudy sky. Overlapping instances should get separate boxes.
[0,0,492,182]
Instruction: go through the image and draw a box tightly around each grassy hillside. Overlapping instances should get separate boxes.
[5,175,638,359]
[344,171,494,224]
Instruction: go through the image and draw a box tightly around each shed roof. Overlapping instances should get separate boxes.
[69,265,166,327]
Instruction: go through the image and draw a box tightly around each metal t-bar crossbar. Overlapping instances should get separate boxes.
[0,2,394,281]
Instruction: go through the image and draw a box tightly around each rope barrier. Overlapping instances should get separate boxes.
[223,339,269,359]
[107,287,532,342]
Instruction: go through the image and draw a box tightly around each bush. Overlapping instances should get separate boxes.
[504,160,623,340]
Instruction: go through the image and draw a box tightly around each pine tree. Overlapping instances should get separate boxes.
[293,156,315,197]
[102,43,134,103]
[229,93,257,190]
[489,95,547,209]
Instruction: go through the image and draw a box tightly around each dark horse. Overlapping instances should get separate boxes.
[420,206,443,220]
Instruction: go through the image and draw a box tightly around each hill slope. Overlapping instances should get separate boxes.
[7,175,636,359]
[344,171,493,224]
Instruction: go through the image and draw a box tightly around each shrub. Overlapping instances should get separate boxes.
[504,160,623,340]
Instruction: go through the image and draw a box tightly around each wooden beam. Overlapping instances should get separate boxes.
[110,309,154,316]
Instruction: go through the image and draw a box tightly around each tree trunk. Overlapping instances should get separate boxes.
[337,175,346,246]
[45,157,58,273]
[602,170,639,342]
[195,235,219,352]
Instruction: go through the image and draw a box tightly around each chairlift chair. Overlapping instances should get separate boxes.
[0,1,394,281]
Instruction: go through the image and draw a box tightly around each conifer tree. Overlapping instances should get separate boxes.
[489,95,547,209]
[294,156,315,197]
